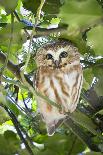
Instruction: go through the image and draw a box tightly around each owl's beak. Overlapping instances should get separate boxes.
[54,60,60,68]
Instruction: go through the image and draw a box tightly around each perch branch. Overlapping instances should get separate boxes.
[64,117,100,152]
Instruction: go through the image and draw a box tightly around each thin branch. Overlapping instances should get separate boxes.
[2,76,27,90]
[0,51,103,84]
[35,0,46,25]
[34,26,67,38]
[1,104,35,155]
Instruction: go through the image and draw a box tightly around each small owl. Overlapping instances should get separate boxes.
[34,40,83,136]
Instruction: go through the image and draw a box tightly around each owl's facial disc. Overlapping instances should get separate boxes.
[45,51,68,68]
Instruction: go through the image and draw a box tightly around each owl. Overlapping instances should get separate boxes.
[34,40,83,136]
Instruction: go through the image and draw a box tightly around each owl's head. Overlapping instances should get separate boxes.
[35,40,80,69]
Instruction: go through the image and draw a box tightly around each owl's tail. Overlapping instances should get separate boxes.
[47,124,55,136]
[46,119,64,136]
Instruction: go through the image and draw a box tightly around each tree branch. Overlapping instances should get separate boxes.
[33,26,67,37]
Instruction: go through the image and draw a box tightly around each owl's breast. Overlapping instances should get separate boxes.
[36,68,70,105]
[36,65,83,113]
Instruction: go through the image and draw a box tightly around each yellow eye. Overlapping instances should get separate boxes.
[46,54,53,60]
[60,51,68,58]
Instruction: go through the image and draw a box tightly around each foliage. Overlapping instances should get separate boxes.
[0,0,103,155]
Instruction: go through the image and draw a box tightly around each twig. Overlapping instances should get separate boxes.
[2,76,27,90]
[35,0,46,25]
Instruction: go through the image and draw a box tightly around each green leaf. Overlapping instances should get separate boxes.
[42,133,85,155]
[87,25,103,55]
[0,0,18,14]
[70,111,98,135]
[83,68,94,89]
[0,107,9,124]
[96,109,103,115]
[0,22,26,62]
[0,120,13,134]
[22,0,62,20]
[59,0,103,32]
[0,130,20,155]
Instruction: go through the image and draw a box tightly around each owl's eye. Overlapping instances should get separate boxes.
[46,53,53,60]
[60,51,68,58]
